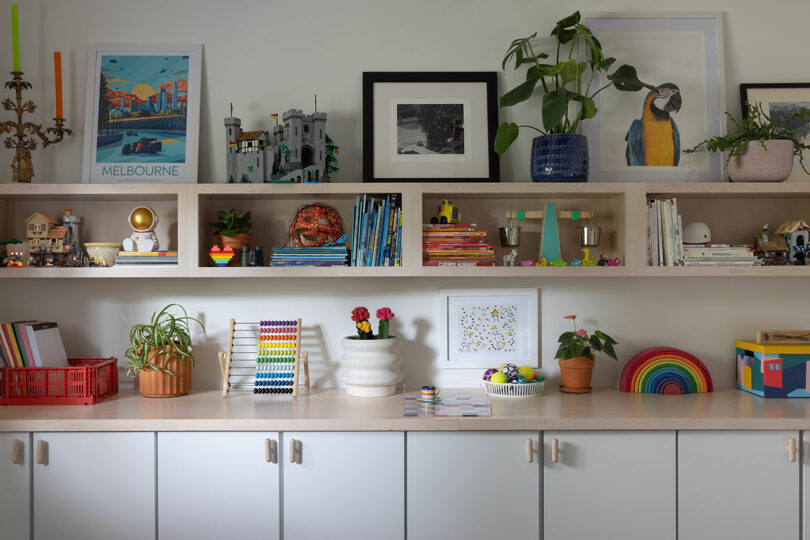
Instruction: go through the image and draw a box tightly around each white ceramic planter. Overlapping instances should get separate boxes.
[728,139,794,182]
[339,336,403,397]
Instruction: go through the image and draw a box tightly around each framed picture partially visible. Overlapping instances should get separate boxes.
[439,288,538,369]
[740,83,810,182]
[363,72,499,183]
[583,13,726,182]
[82,43,202,183]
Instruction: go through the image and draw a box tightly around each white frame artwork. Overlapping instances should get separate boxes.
[439,288,539,369]
[82,43,202,183]
[583,13,726,182]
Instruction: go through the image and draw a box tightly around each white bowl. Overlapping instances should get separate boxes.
[85,242,121,266]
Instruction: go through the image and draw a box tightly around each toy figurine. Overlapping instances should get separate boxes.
[597,254,609,266]
[536,257,547,266]
[5,249,23,267]
[549,258,567,266]
[502,249,518,266]
[520,258,536,266]
[607,257,622,266]
[209,246,235,267]
[430,200,461,225]
[581,248,596,266]
[122,206,159,252]
[570,257,583,266]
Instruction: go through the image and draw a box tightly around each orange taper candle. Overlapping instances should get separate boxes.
[53,51,63,118]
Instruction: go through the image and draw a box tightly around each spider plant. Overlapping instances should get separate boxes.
[122,303,205,376]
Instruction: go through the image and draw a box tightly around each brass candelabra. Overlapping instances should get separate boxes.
[0,71,71,183]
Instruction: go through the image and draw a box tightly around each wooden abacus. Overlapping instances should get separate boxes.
[218,318,310,397]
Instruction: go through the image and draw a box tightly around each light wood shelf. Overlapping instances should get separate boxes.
[0,181,806,278]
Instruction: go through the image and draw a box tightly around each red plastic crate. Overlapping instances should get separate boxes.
[0,357,119,405]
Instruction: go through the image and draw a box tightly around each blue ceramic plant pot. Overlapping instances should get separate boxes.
[530,133,589,182]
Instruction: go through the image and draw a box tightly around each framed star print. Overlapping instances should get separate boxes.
[439,289,538,369]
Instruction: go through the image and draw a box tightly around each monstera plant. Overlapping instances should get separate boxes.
[495,11,655,181]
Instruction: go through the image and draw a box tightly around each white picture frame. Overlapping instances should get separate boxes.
[439,288,539,369]
[583,12,726,182]
[82,43,202,183]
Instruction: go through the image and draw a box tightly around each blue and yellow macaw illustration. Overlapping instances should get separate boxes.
[625,83,682,166]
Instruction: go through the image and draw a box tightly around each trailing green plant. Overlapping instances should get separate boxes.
[122,304,206,376]
[685,102,810,173]
[555,314,618,361]
[209,209,252,237]
[495,11,655,156]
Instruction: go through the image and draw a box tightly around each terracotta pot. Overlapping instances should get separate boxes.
[219,233,252,266]
[728,139,794,182]
[558,356,595,393]
[138,347,192,398]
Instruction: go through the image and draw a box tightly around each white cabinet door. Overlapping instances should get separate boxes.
[680,430,799,540]
[544,431,676,540]
[283,432,404,540]
[408,431,540,540]
[0,433,30,540]
[33,432,155,540]
[158,432,280,540]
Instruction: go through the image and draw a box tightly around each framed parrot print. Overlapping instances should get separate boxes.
[583,13,726,182]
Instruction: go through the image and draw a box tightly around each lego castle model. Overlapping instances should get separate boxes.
[225,106,338,183]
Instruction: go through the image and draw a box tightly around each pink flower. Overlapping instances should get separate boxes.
[577,329,587,337]
[351,306,370,322]
[376,307,395,321]
[563,315,576,320]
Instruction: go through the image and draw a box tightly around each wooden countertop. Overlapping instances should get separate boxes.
[1,387,809,432]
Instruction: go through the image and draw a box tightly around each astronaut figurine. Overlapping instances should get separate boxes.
[122,206,159,252]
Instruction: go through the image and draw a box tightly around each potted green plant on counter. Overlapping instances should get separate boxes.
[495,11,655,182]
[123,303,206,398]
[556,314,617,393]
[209,208,252,265]
[685,102,810,182]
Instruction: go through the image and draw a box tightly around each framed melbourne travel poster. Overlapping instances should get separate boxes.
[82,44,201,183]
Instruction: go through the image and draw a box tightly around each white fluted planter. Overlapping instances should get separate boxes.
[339,336,403,397]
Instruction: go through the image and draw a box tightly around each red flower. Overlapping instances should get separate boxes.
[376,307,395,321]
[576,329,587,337]
[351,306,370,322]
[563,315,576,320]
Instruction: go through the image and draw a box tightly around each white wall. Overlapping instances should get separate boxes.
[1,0,809,390]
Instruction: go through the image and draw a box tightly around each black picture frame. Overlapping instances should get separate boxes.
[363,72,499,183]
[740,82,810,117]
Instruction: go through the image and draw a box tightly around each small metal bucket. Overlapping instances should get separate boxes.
[498,226,521,247]
[578,225,601,247]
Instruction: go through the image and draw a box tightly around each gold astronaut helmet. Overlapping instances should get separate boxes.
[128,206,158,232]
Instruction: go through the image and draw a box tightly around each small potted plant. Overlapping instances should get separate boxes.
[123,303,206,398]
[209,209,252,265]
[339,306,402,397]
[495,11,655,182]
[555,314,617,393]
[685,102,810,182]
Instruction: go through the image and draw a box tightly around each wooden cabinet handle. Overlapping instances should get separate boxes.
[265,438,277,463]
[289,439,297,464]
[36,440,48,465]
[12,439,23,464]
[788,437,797,462]
[551,438,559,463]
[526,438,534,463]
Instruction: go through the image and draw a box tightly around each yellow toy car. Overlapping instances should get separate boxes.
[430,199,461,224]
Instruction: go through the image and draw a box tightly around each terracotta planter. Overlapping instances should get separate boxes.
[219,233,252,266]
[138,347,192,398]
[558,356,595,393]
[728,139,794,182]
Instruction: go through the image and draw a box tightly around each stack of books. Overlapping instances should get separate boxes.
[647,198,684,266]
[114,251,178,266]
[350,194,402,267]
[0,321,68,367]
[422,224,496,267]
[270,246,348,267]
[683,244,761,266]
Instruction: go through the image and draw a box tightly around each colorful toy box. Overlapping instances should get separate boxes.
[736,340,810,397]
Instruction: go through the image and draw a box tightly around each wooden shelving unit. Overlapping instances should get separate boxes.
[0,181,807,278]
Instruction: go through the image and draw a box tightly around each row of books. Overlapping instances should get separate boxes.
[0,321,68,368]
[115,250,178,265]
[350,194,402,267]
[270,246,348,267]
[422,224,496,266]
[683,244,760,266]
[647,198,684,266]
